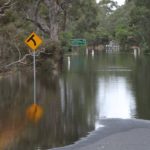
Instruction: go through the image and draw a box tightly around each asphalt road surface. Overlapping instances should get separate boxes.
[50,119,150,150]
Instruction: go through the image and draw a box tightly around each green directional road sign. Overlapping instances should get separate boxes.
[71,39,87,46]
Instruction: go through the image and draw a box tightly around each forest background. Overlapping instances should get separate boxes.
[0,0,150,72]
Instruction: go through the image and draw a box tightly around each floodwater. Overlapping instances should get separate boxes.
[0,52,150,150]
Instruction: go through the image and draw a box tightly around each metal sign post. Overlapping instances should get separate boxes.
[25,32,42,104]
[25,32,43,123]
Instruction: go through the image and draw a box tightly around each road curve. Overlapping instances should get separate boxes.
[49,119,150,150]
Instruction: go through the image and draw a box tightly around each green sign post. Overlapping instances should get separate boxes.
[71,39,87,46]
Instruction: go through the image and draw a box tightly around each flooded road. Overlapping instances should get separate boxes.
[0,52,150,149]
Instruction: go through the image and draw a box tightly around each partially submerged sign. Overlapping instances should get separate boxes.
[25,32,43,51]
[71,39,87,46]
[24,32,43,105]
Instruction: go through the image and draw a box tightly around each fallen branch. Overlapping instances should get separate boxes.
[5,53,31,68]
[4,48,52,68]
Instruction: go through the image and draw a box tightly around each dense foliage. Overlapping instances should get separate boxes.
[0,0,150,70]
[107,0,150,52]
[0,0,100,67]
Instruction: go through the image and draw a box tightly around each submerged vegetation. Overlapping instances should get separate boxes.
[0,0,150,72]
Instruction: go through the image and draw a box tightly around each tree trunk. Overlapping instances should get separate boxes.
[45,0,60,41]
[62,10,67,31]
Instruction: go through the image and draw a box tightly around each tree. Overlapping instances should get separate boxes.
[66,0,100,40]
[130,0,150,52]
[0,0,12,17]
[59,0,100,48]
[15,0,72,41]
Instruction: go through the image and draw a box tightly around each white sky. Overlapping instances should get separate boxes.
[96,0,125,6]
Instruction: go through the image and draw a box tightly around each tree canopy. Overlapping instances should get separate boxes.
[0,0,150,69]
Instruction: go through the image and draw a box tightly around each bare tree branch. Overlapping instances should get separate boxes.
[34,0,42,20]
[0,0,14,16]
[4,48,52,68]
[24,0,50,35]
[25,15,50,34]
[5,53,31,68]
[25,0,73,40]
[60,0,71,10]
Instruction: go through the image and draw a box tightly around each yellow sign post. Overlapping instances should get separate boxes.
[24,32,43,123]
[25,32,42,51]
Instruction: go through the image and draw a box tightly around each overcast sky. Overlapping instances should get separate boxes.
[96,0,125,6]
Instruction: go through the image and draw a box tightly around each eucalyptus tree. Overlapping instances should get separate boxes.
[64,0,100,41]
[130,0,150,51]
[106,1,135,49]
[14,0,72,42]
[96,0,118,38]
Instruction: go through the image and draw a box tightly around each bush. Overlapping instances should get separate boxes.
[59,31,73,53]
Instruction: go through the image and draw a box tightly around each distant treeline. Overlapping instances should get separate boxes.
[0,0,150,70]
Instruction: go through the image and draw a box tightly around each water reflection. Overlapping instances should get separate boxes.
[132,56,150,119]
[91,50,94,58]
[26,104,44,123]
[96,76,136,119]
[67,56,71,71]
[0,53,150,149]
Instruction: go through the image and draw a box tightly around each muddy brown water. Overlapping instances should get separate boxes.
[0,52,150,150]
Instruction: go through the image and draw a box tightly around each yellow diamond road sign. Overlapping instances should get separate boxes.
[25,32,43,51]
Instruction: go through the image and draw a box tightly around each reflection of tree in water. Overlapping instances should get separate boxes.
[131,56,150,120]
[0,66,97,150]
[0,72,32,150]
[1,53,143,149]
[61,69,97,136]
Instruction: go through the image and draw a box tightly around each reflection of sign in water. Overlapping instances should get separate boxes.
[71,39,87,46]
[25,32,43,51]
[26,104,44,123]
